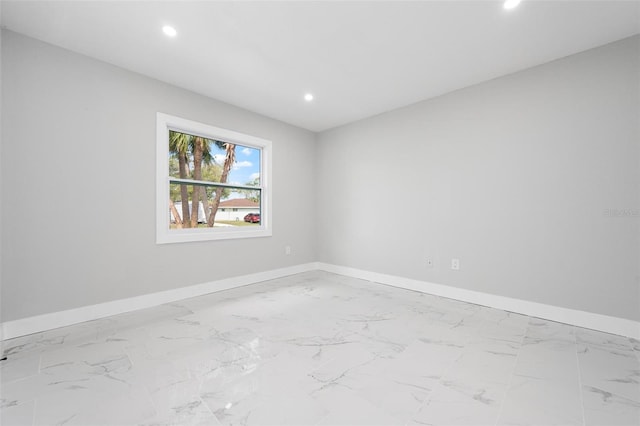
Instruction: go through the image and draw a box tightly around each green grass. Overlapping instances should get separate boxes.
[170,220,259,229]
[216,220,259,227]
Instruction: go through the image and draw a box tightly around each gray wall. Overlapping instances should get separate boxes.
[1,31,316,322]
[2,30,639,325]
[0,17,4,338]
[316,36,640,321]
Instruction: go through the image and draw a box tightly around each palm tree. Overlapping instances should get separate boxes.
[169,131,232,229]
[207,142,236,227]
[169,130,191,227]
[170,131,216,228]
[190,136,213,227]
[169,200,182,227]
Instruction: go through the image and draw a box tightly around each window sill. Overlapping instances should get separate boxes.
[157,226,272,244]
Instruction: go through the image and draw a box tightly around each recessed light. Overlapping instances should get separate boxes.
[162,25,177,37]
[304,93,314,102]
[503,0,521,10]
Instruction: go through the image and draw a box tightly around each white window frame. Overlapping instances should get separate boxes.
[156,112,272,244]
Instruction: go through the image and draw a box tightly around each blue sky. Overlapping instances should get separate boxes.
[210,143,261,187]
[169,134,261,200]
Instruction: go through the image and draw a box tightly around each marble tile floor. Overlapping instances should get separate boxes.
[1,271,639,426]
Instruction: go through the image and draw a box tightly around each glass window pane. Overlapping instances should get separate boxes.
[227,145,260,187]
[168,130,261,187]
[169,183,260,229]
[159,113,271,243]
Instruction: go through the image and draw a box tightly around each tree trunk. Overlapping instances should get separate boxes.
[191,137,204,227]
[178,151,191,227]
[207,143,236,227]
[169,200,182,228]
[208,187,224,227]
[200,186,209,223]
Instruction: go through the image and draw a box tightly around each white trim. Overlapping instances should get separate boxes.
[156,112,273,244]
[316,263,640,340]
[3,262,637,341]
[169,178,259,191]
[1,263,317,340]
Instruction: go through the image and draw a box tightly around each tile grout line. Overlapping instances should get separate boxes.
[405,335,465,424]
[198,394,218,425]
[574,329,587,426]
[406,309,480,425]
[493,315,530,426]
[2,272,636,425]
[30,398,37,426]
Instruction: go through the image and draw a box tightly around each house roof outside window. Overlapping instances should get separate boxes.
[218,199,259,208]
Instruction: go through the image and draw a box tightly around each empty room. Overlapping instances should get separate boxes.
[1,1,639,425]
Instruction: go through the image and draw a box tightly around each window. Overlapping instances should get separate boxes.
[156,113,272,243]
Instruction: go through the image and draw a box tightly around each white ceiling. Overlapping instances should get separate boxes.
[2,1,639,132]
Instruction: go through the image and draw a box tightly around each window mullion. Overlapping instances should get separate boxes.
[169,178,261,191]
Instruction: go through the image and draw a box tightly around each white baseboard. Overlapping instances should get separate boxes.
[1,262,318,340]
[317,263,640,340]
[3,261,638,340]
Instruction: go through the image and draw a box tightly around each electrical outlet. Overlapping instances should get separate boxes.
[451,258,460,270]
[285,245,291,255]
